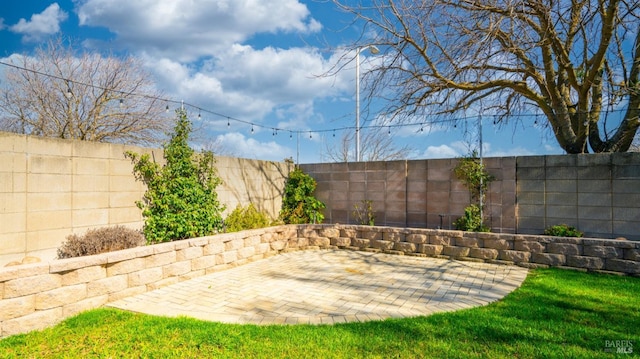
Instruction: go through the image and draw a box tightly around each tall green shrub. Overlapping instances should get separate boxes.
[453,151,494,232]
[279,167,325,224]
[125,110,225,243]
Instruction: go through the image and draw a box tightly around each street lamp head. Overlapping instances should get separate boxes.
[368,45,380,55]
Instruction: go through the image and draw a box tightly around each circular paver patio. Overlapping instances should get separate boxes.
[107,249,529,325]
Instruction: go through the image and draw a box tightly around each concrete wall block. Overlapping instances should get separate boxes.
[351,238,371,248]
[204,242,224,255]
[308,237,330,247]
[63,294,108,318]
[35,284,87,310]
[605,259,640,274]
[61,265,107,286]
[359,230,382,240]
[144,251,177,268]
[340,228,357,238]
[3,274,62,299]
[270,240,288,251]
[0,295,35,321]
[429,235,452,246]
[546,243,582,256]
[86,275,128,297]
[499,250,531,263]
[442,246,470,258]
[371,239,394,251]
[418,244,443,256]
[128,267,163,287]
[106,258,144,276]
[2,307,62,338]
[383,230,405,242]
[237,246,256,259]
[191,255,217,271]
[624,249,640,261]
[176,246,203,261]
[320,228,340,238]
[531,253,566,266]
[483,238,513,250]
[224,238,245,251]
[394,242,416,253]
[469,248,499,260]
[256,242,271,254]
[216,251,238,265]
[0,263,50,282]
[455,237,480,248]
[331,237,351,247]
[513,240,546,253]
[583,245,623,259]
[162,261,191,278]
[566,256,605,270]
[299,228,318,238]
[406,234,427,244]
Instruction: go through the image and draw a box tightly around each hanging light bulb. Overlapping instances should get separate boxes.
[388,127,391,136]
[251,125,254,134]
[227,119,230,128]
[309,132,313,139]
[165,104,169,113]
[65,82,72,100]
[198,112,201,120]
[119,99,124,108]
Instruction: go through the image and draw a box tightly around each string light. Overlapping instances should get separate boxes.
[0,60,618,140]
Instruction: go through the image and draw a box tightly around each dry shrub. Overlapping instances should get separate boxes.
[57,226,145,259]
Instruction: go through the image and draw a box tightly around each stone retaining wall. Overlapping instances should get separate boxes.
[1,224,639,338]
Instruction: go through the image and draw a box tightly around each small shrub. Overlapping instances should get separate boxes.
[57,226,145,259]
[225,204,274,232]
[353,200,375,226]
[544,224,583,237]
[453,204,490,232]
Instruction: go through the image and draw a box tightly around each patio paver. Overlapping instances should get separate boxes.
[107,249,529,325]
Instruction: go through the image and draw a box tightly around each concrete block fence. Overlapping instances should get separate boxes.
[1,224,639,338]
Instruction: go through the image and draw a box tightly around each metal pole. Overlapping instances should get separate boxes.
[355,48,361,162]
[478,115,484,222]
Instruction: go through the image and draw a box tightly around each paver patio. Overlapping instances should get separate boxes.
[108,249,529,325]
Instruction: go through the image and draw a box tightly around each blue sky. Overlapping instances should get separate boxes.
[0,1,564,163]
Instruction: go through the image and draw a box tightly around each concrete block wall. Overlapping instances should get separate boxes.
[302,158,517,233]
[0,133,156,266]
[302,153,639,240]
[516,153,640,239]
[1,224,638,338]
[0,132,293,266]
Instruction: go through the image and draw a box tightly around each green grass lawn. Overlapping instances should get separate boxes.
[1,268,638,358]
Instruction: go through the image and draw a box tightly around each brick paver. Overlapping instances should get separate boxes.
[108,249,528,325]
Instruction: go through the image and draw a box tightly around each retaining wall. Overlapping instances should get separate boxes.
[1,224,639,338]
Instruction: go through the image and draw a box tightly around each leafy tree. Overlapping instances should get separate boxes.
[126,110,225,243]
[0,37,167,145]
[280,167,325,224]
[334,0,640,153]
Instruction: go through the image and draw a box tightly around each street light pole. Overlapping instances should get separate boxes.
[355,45,379,162]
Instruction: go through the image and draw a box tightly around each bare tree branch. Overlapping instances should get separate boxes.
[0,37,169,146]
[333,0,640,153]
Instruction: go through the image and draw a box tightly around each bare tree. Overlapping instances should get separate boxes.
[334,0,640,153]
[323,129,413,162]
[0,38,168,145]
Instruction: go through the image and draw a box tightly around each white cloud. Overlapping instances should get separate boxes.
[214,132,292,161]
[144,46,347,124]
[76,0,321,61]
[10,3,68,42]
[422,144,460,159]
[0,18,5,30]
